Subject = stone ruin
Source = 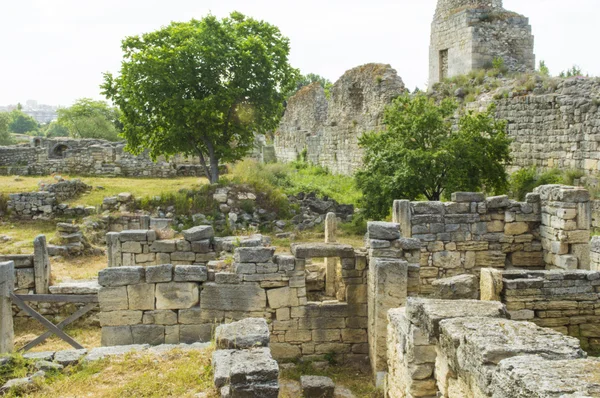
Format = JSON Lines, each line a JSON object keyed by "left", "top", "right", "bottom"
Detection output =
{"left": 429, "top": 0, "right": 535, "bottom": 85}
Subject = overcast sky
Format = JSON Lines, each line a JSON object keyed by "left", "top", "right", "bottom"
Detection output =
{"left": 1, "top": 0, "right": 597, "bottom": 107}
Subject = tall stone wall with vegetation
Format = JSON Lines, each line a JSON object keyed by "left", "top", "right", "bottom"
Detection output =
{"left": 274, "top": 63, "right": 406, "bottom": 175}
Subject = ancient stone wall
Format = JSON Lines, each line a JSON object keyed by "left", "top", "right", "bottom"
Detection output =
{"left": 429, "top": 0, "right": 534, "bottom": 85}
{"left": 0, "top": 138, "right": 207, "bottom": 177}
{"left": 591, "top": 236, "right": 600, "bottom": 271}
{"left": 274, "top": 64, "right": 406, "bottom": 175}
{"left": 386, "top": 298, "right": 600, "bottom": 398}
{"left": 482, "top": 268, "right": 600, "bottom": 353}
{"left": 7, "top": 192, "right": 94, "bottom": 219}
{"left": 98, "top": 243, "right": 369, "bottom": 363}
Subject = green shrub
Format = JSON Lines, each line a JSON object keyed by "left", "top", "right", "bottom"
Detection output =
{"left": 563, "top": 169, "right": 585, "bottom": 186}
{"left": 509, "top": 167, "right": 563, "bottom": 201}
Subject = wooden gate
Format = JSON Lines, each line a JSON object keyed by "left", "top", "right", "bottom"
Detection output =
{"left": 11, "top": 293, "right": 98, "bottom": 352}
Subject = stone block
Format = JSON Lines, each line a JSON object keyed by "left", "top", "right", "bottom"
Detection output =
{"left": 173, "top": 265, "right": 208, "bottom": 282}
{"left": 145, "top": 264, "right": 173, "bottom": 283}
{"left": 150, "top": 239, "right": 177, "bottom": 253}
{"left": 155, "top": 282, "right": 199, "bottom": 309}
{"left": 431, "top": 274, "right": 478, "bottom": 299}
{"left": 367, "top": 221, "right": 400, "bottom": 240}
{"left": 432, "top": 251, "right": 461, "bottom": 269}
{"left": 451, "top": 192, "right": 485, "bottom": 203}
{"left": 505, "top": 222, "right": 529, "bottom": 235}
{"left": 170, "top": 252, "right": 196, "bottom": 262}
{"left": 301, "top": 376, "right": 334, "bottom": 398}
{"left": 142, "top": 310, "right": 177, "bottom": 325}
{"left": 119, "top": 230, "right": 149, "bottom": 242}
{"left": 292, "top": 243, "right": 355, "bottom": 259}
{"left": 121, "top": 241, "right": 142, "bottom": 254}
{"left": 127, "top": 283, "right": 155, "bottom": 310}
{"left": 191, "top": 240, "right": 211, "bottom": 253}
{"left": 480, "top": 268, "right": 503, "bottom": 301}
{"left": 234, "top": 247, "right": 276, "bottom": 263}
{"left": 98, "top": 266, "right": 144, "bottom": 287}
{"left": 180, "top": 324, "right": 213, "bottom": 344}
{"left": 215, "top": 318, "right": 270, "bottom": 349}
{"left": 182, "top": 225, "right": 214, "bottom": 241}
{"left": 101, "top": 326, "right": 133, "bottom": 346}
{"left": 99, "top": 310, "right": 143, "bottom": 326}
{"left": 201, "top": 283, "right": 266, "bottom": 312}
{"left": 131, "top": 325, "right": 165, "bottom": 345}
{"left": 486, "top": 195, "right": 510, "bottom": 209}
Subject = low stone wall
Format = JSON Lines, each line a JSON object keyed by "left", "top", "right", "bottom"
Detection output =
{"left": 98, "top": 244, "right": 369, "bottom": 363}
{"left": 7, "top": 192, "right": 94, "bottom": 219}
{"left": 481, "top": 268, "right": 600, "bottom": 353}
{"left": 386, "top": 298, "right": 600, "bottom": 397}
{"left": 591, "top": 236, "right": 600, "bottom": 271}
{"left": 40, "top": 179, "right": 91, "bottom": 202}
{"left": 0, "top": 236, "right": 49, "bottom": 295}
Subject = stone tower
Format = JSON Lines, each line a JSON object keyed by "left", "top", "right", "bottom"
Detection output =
{"left": 429, "top": 0, "right": 535, "bottom": 86}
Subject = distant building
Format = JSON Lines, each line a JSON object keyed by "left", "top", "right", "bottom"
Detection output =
{"left": 0, "top": 100, "right": 58, "bottom": 124}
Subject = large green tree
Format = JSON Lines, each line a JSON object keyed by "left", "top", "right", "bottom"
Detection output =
{"left": 8, "top": 110, "right": 38, "bottom": 134}
{"left": 285, "top": 73, "right": 333, "bottom": 98}
{"left": 356, "top": 94, "right": 512, "bottom": 219}
{"left": 57, "top": 98, "right": 122, "bottom": 141}
{"left": 102, "top": 12, "right": 298, "bottom": 183}
{"left": 0, "top": 113, "right": 14, "bottom": 145}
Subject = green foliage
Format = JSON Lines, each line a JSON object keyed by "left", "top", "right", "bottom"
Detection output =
{"left": 538, "top": 60, "right": 550, "bottom": 77}
{"left": 8, "top": 110, "right": 38, "bottom": 134}
{"left": 356, "top": 94, "right": 511, "bottom": 219}
{"left": 102, "top": 12, "right": 298, "bottom": 184}
{"left": 563, "top": 169, "right": 585, "bottom": 186}
{"left": 492, "top": 57, "right": 505, "bottom": 71}
{"left": 43, "top": 121, "right": 70, "bottom": 138}
{"left": 57, "top": 98, "right": 121, "bottom": 141}
{"left": 338, "top": 211, "right": 368, "bottom": 235}
{"left": 285, "top": 73, "right": 333, "bottom": 99}
{"left": 0, "top": 113, "right": 14, "bottom": 145}
{"left": 508, "top": 167, "right": 563, "bottom": 201}
{"left": 560, "top": 65, "right": 584, "bottom": 78}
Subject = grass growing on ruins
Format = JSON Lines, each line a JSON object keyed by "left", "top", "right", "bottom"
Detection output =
{"left": 280, "top": 361, "right": 382, "bottom": 398}
{"left": 0, "top": 220, "right": 57, "bottom": 254}
{"left": 14, "top": 318, "right": 101, "bottom": 353}
{"left": 0, "top": 175, "right": 208, "bottom": 208}
{"left": 51, "top": 255, "right": 106, "bottom": 283}
{"left": 8, "top": 349, "right": 218, "bottom": 398}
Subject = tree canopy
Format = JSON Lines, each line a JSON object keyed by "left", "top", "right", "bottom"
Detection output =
{"left": 8, "top": 110, "right": 38, "bottom": 135}
{"left": 285, "top": 73, "right": 333, "bottom": 98}
{"left": 57, "top": 98, "right": 122, "bottom": 141}
{"left": 355, "top": 94, "right": 512, "bottom": 219}
{"left": 102, "top": 12, "right": 298, "bottom": 183}
{"left": 0, "top": 113, "right": 14, "bottom": 145}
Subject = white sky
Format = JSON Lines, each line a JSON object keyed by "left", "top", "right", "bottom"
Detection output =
{"left": 0, "top": 0, "right": 598, "bottom": 106}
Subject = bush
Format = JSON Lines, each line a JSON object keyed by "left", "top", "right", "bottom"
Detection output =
{"left": 509, "top": 167, "right": 563, "bottom": 201}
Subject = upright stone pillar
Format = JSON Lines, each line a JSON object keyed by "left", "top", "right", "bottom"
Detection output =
{"left": 140, "top": 215, "right": 151, "bottom": 230}
{"left": 33, "top": 235, "right": 50, "bottom": 294}
{"left": 368, "top": 258, "right": 408, "bottom": 378}
{"left": 0, "top": 261, "right": 14, "bottom": 353}
{"left": 392, "top": 200, "right": 412, "bottom": 238}
{"left": 324, "top": 212, "right": 337, "bottom": 297}
{"left": 106, "top": 232, "right": 122, "bottom": 267}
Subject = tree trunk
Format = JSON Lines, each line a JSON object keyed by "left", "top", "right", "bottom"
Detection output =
{"left": 209, "top": 153, "right": 219, "bottom": 184}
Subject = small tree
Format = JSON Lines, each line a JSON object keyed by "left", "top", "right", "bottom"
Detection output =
{"left": 538, "top": 60, "right": 550, "bottom": 77}
{"left": 0, "top": 113, "right": 14, "bottom": 145}
{"left": 356, "top": 94, "right": 512, "bottom": 219}
{"left": 57, "top": 98, "right": 122, "bottom": 141}
{"left": 102, "top": 12, "right": 297, "bottom": 183}
{"left": 8, "top": 110, "right": 38, "bottom": 134}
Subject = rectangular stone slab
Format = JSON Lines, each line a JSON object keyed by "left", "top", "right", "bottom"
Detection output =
{"left": 291, "top": 243, "right": 355, "bottom": 259}
{"left": 200, "top": 283, "right": 266, "bottom": 312}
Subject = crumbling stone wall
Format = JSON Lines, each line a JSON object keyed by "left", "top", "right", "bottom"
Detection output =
{"left": 0, "top": 138, "right": 207, "bottom": 177}
{"left": 429, "top": 0, "right": 534, "bottom": 85}
{"left": 274, "top": 64, "right": 406, "bottom": 175}
{"left": 481, "top": 268, "right": 600, "bottom": 353}
{"left": 386, "top": 298, "right": 600, "bottom": 398}
{"left": 7, "top": 192, "right": 94, "bottom": 219}
{"left": 98, "top": 243, "right": 369, "bottom": 363}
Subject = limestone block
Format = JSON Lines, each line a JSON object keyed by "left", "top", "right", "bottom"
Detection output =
{"left": 191, "top": 240, "right": 211, "bottom": 253}
{"left": 101, "top": 326, "right": 133, "bottom": 346}
{"left": 486, "top": 195, "right": 510, "bottom": 209}
{"left": 451, "top": 192, "right": 485, "bottom": 203}
{"left": 121, "top": 241, "right": 142, "bottom": 254}
{"left": 98, "top": 266, "right": 144, "bottom": 287}
{"left": 180, "top": 324, "right": 213, "bottom": 343}
{"left": 142, "top": 310, "right": 177, "bottom": 325}
{"left": 145, "top": 264, "right": 173, "bottom": 283}
{"left": 234, "top": 247, "right": 276, "bottom": 263}
{"left": 150, "top": 239, "right": 177, "bottom": 253}
{"left": 15, "top": 268, "right": 34, "bottom": 289}
{"left": 119, "top": 230, "right": 149, "bottom": 242}
{"left": 475, "top": 251, "right": 506, "bottom": 268}
{"left": 155, "top": 282, "right": 199, "bottom": 309}
{"left": 173, "top": 265, "right": 207, "bottom": 282}
{"left": 432, "top": 251, "right": 461, "bottom": 269}
{"left": 165, "top": 325, "right": 179, "bottom": 344}
{"left": 170, "top": 252, "right": 195, "bottom": 262}
{"left": 480, "top": 268, "right": 503, "bottom": 301}
{"left": 131, "top": 325, "right": 165, "bottom": 345}
{"left": 511, "top": 251, "right": 544, "bottom": 267}
{"left": 182, "top": 225, "right": 214, "bottom": 241}
{"left": 229, "top": 348, "right": 279, "bottom": 397}
{"left": 215, "top": 318, "right": 270, "bottom": 349}
{"left": 266, "top": 287, "right": 298, "bottom": 309}
{"left": 98, "top": 286, "right": 128, "bottom": 311}
{"left": 431, "top": 275, "right": 478, "bottom": 300}
{"left": 201, "top": 283, "right": 266, "bottom": 312}
{"left": 301, "top": 376, "right": 334, "bottom": 398}
{"left": 99, "top": 310, "right": 143, "bottom": 326}
{"left": 127, "top": 283, "right": 155, "bottom": 310}
{"left": 367, "top": 221, "right": 400, "bottom": 240}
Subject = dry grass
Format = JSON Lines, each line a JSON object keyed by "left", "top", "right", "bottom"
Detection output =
{"left": 0, "top": 221, "right": 57, "bottom": 254}
{"left": 14, "top": 318, "right": 101, "bottom": 353}
{"left": 51, "top": 255, "right": 107, "bottom": 283}
{"left": 11, "top": 349, "right": 218, "bottom": 398}
{"left": 272, "top": 228, "right": 365, "bottom": 254}
{"left": 0, "top": 175, "right": 208, "bottom": 208}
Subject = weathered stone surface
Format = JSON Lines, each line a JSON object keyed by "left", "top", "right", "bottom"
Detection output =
{"left": 229, "top": 348, "right": 279, "bottom": 396}
{"left": 143, "top": 310, "right": 177, "bottom": 325}
{"left": 182, "top": 226, "right": 214, "bottom": 241}
{"left": 367, "top": 222, "right": 400, "bottom": 240}
{"left": 155, "top": 282, "right": 199, "bottom": 310}
{"left": 98, "top": 286, "right": 128, "bottom": 311}
{"left": 234, "top": 247, "right": 275, "bottom": 263}
{"left": 431, "top": 274, "right": 478, "bottom": 300}
{"left": 292, "top": 243, "right": 355, "bottom": 259}
{"left": 98, "top": 266, "right": 144, "bottom": 287}
{"left": 215, "top": 318, "right": 270, "bottom": 349}
{"left": 301, "top": 375, "right": 335, "bottom": 398}
{"left": 86, "top": 344, "right": 149, "bottom": 361}
{"left": 200, "top": 283, "right": 266, "bottom": 312}
{"left": 54, "top": 349, "right": 87, "bottom": 366}
{"left": 451, "top": 192, "right": 485, "bottom": 203}
{"left": 486, "top": 195, "right": 510, "bottom": 209}
{"left": 180, "top": 324, "right": 213, "bottom": 344}
{"left": 480, "top": 268, "right": 503, "bottom": 301}
{"left": 173, "top": 265, "right": 207, "bottom": 282}
{"left": 119, "top": 230, "right": 150, "bottom": 242}
{"left": 99, "top": 310, "right": 143, "bottom": 326}
{"left": 127, "top": 283, "right": 155, "bottom": 310}
{"left": 145, "top": 264, "right": 173, "bottom": 283}
{"left": 100, "top": 326, "right": 134, "bottom": 346}
{"left": 491, "top": 355, "right": 600, "bottom": 397}
{"left": 266, "top": 286, "right": 297, "bottom": 309}
{"left": 132, "top": 325, "right": 165, "bottom": 345}
{"left": 150, "top": 239, "right": 177, "bottom": 253}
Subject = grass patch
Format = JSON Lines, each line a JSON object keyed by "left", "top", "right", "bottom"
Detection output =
{"left": 280, "top": 361, "right": 381, "bottom": 398}
{"left": 508, "top": 167, "right": 578, "bottom": 201}
{"left": 0, "top": 176, "right": 208, "bottom": 208}
{"left": 14, "top": 318, "right": 101, "bottom": 353}
{"left": 12, "top": 349, "right": 217, "bottom": 398}
{"left": 0, "top": 221, "right": 57, "bottom": 254}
